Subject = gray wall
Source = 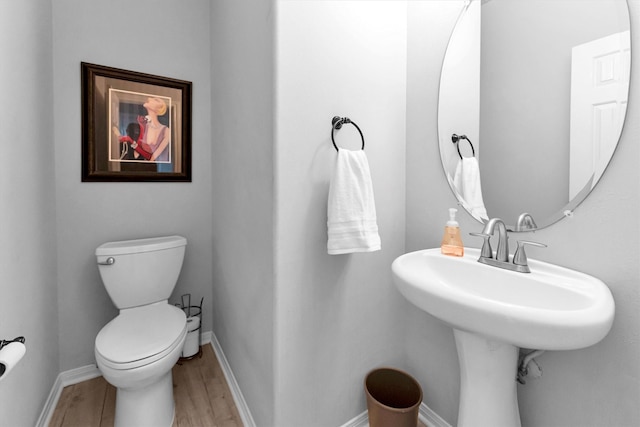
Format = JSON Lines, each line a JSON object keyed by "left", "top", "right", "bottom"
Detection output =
{"left": 210, "top": 0, "right": 276, "bottom": 425}
{"left": 406, "top": 1, "right": 640, "bottom": 426}
{"left": 0, "top": 1, "right": 59, "bottom": 425}
{"left": 274, "top": 2, "right": 408, "bottom": 425}
{"left": 52, "top": 0, "right": 214, "bottom": 372}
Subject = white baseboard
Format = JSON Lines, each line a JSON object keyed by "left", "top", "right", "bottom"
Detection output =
{"left": 340, "top": 402, "right": 452, "bottom": 427}
{"left": 200, "top": 329, "right": 213, "bottom": 345}
{"left": 419, "top": 403, "right": 452, "bottom": 427}
{"left": 36, "top": 374, "right": 63, "bottom": 427}
{"left": 36, "top": 364, "right": 102, "bottom": 427}
{"left": 208, "top": 333, "right": 257, "bottom": 427}
{"left": 341, "top": 410, "right": 369, "bottom": 427}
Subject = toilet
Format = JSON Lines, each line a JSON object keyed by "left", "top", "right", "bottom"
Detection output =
{"left": 94, "top": 235, "right": 188, "bottom": 427}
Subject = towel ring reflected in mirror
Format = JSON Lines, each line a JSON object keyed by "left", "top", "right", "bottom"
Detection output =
{"left": 331, "top": 116, "right": 365, "bottom": 152}
{"left": 451, "top": 134, "right": 475, "bottom": 159}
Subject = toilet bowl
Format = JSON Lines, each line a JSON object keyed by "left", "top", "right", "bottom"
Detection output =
{"left": 94, "top": 236, "right": 188, "bottom": 427}
{"left": 96, "top": 303, "right": 187, "bottom": 426}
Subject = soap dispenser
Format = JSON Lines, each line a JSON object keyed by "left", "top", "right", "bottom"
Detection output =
{"left": 441, "top": 208, "right": 464, "bottom": 257}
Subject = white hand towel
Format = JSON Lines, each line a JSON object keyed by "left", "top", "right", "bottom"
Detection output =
{"left": 453, "top": 157, "right": 489, "bottom": 220}
{"left": 327, "top": 149, "right": 381, "bottom": 255}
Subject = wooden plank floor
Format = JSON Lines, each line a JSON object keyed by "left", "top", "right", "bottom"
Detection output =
{"left": 50, "top": 343, "right": 429, "bottom": 427}
{"left": 49, "top": 345, "right": 243, "bottom": 427}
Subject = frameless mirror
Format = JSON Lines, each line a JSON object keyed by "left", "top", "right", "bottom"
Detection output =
{"left": 438, "top": 0, "right": 631, "bottom": 230}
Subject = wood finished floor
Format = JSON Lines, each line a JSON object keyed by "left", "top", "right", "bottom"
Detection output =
{"left": 50, "top": 343, "right": 428, "bottom": 427}
{"left": 49, "top": 345, "right": 243, "bottom": 427}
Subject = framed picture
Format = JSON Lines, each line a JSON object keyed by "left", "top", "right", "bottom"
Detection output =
{"left": 81, "top": 62, "right": 192, "bottom": 182}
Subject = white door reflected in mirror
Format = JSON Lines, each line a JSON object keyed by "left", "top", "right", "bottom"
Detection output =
{"left": 570, "top": 31, "right": 630, "bottom": 199}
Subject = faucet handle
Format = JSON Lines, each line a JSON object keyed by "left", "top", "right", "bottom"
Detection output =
{"left": 469, "top": 232, "right": 493, "bottom": 259}
{"left": 513, "top": 240, "right": 547, "bottom": 266}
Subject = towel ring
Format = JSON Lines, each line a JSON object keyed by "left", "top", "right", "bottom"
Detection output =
{"left": 331, "top": 116, "right": 365, "bottom": 152}
{"left": 451, "top": 134, "right": 475, "bottom": 159}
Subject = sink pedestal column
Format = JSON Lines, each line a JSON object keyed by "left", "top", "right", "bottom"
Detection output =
{"left": 454, "top": 329, "right": 521, "bottom": 427}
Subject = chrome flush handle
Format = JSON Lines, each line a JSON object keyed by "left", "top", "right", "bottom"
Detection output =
{"left": 97, "top": 257, "right": 115, "bottom": 266}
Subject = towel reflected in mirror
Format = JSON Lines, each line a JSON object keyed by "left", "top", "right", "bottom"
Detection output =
{"left": 453, "top": 157, "right": 489, "bottom": 221}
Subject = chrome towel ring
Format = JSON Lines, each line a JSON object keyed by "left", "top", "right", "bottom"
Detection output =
{"left": 331, "top": 116, "right": 365, "bottom": 152}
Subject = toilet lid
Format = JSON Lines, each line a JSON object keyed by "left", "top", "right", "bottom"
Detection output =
{"left": 95, "top": 303, "right": 186, "bottom": 366}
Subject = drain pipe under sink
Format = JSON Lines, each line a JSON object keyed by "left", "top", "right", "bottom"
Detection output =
{"left": 517, "top": 349, "right": 545, "bottom": 384}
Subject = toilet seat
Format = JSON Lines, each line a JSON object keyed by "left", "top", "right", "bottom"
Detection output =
{"left": 96, "top": 303, "right": 186, "bottom": 370}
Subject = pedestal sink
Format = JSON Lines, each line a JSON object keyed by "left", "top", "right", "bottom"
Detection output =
{"left": 392, "top": 248, "right": 615, "bottom": 427}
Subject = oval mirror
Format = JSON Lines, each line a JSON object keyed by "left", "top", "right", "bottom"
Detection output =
{"left": 438, "top": 0, "right": 631, "bottom": 231}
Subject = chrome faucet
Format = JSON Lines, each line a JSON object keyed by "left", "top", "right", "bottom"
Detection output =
{"left": 470, "top": 218, "right": 546, "bottom": 273}
{"left": 484, "top": 218, "right": 509, "bottom": 261}
{"left": 515, "top": 213, "right": 537, "bottom": 231}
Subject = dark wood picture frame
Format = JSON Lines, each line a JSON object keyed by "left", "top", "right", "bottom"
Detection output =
{"left": 81, "top": 62, "right": 192, "bottom": 182}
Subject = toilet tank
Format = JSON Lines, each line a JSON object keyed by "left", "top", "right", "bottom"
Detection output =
{"left": 95, "top": 236, "right": 187, "bottom": 309}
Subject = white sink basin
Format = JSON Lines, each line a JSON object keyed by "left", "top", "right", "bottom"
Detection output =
{"left": 392, "top": 247, "right": 614, "bottom": 350}
{"left": 392, "top": 247, "right": 615, "bottom": 426}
